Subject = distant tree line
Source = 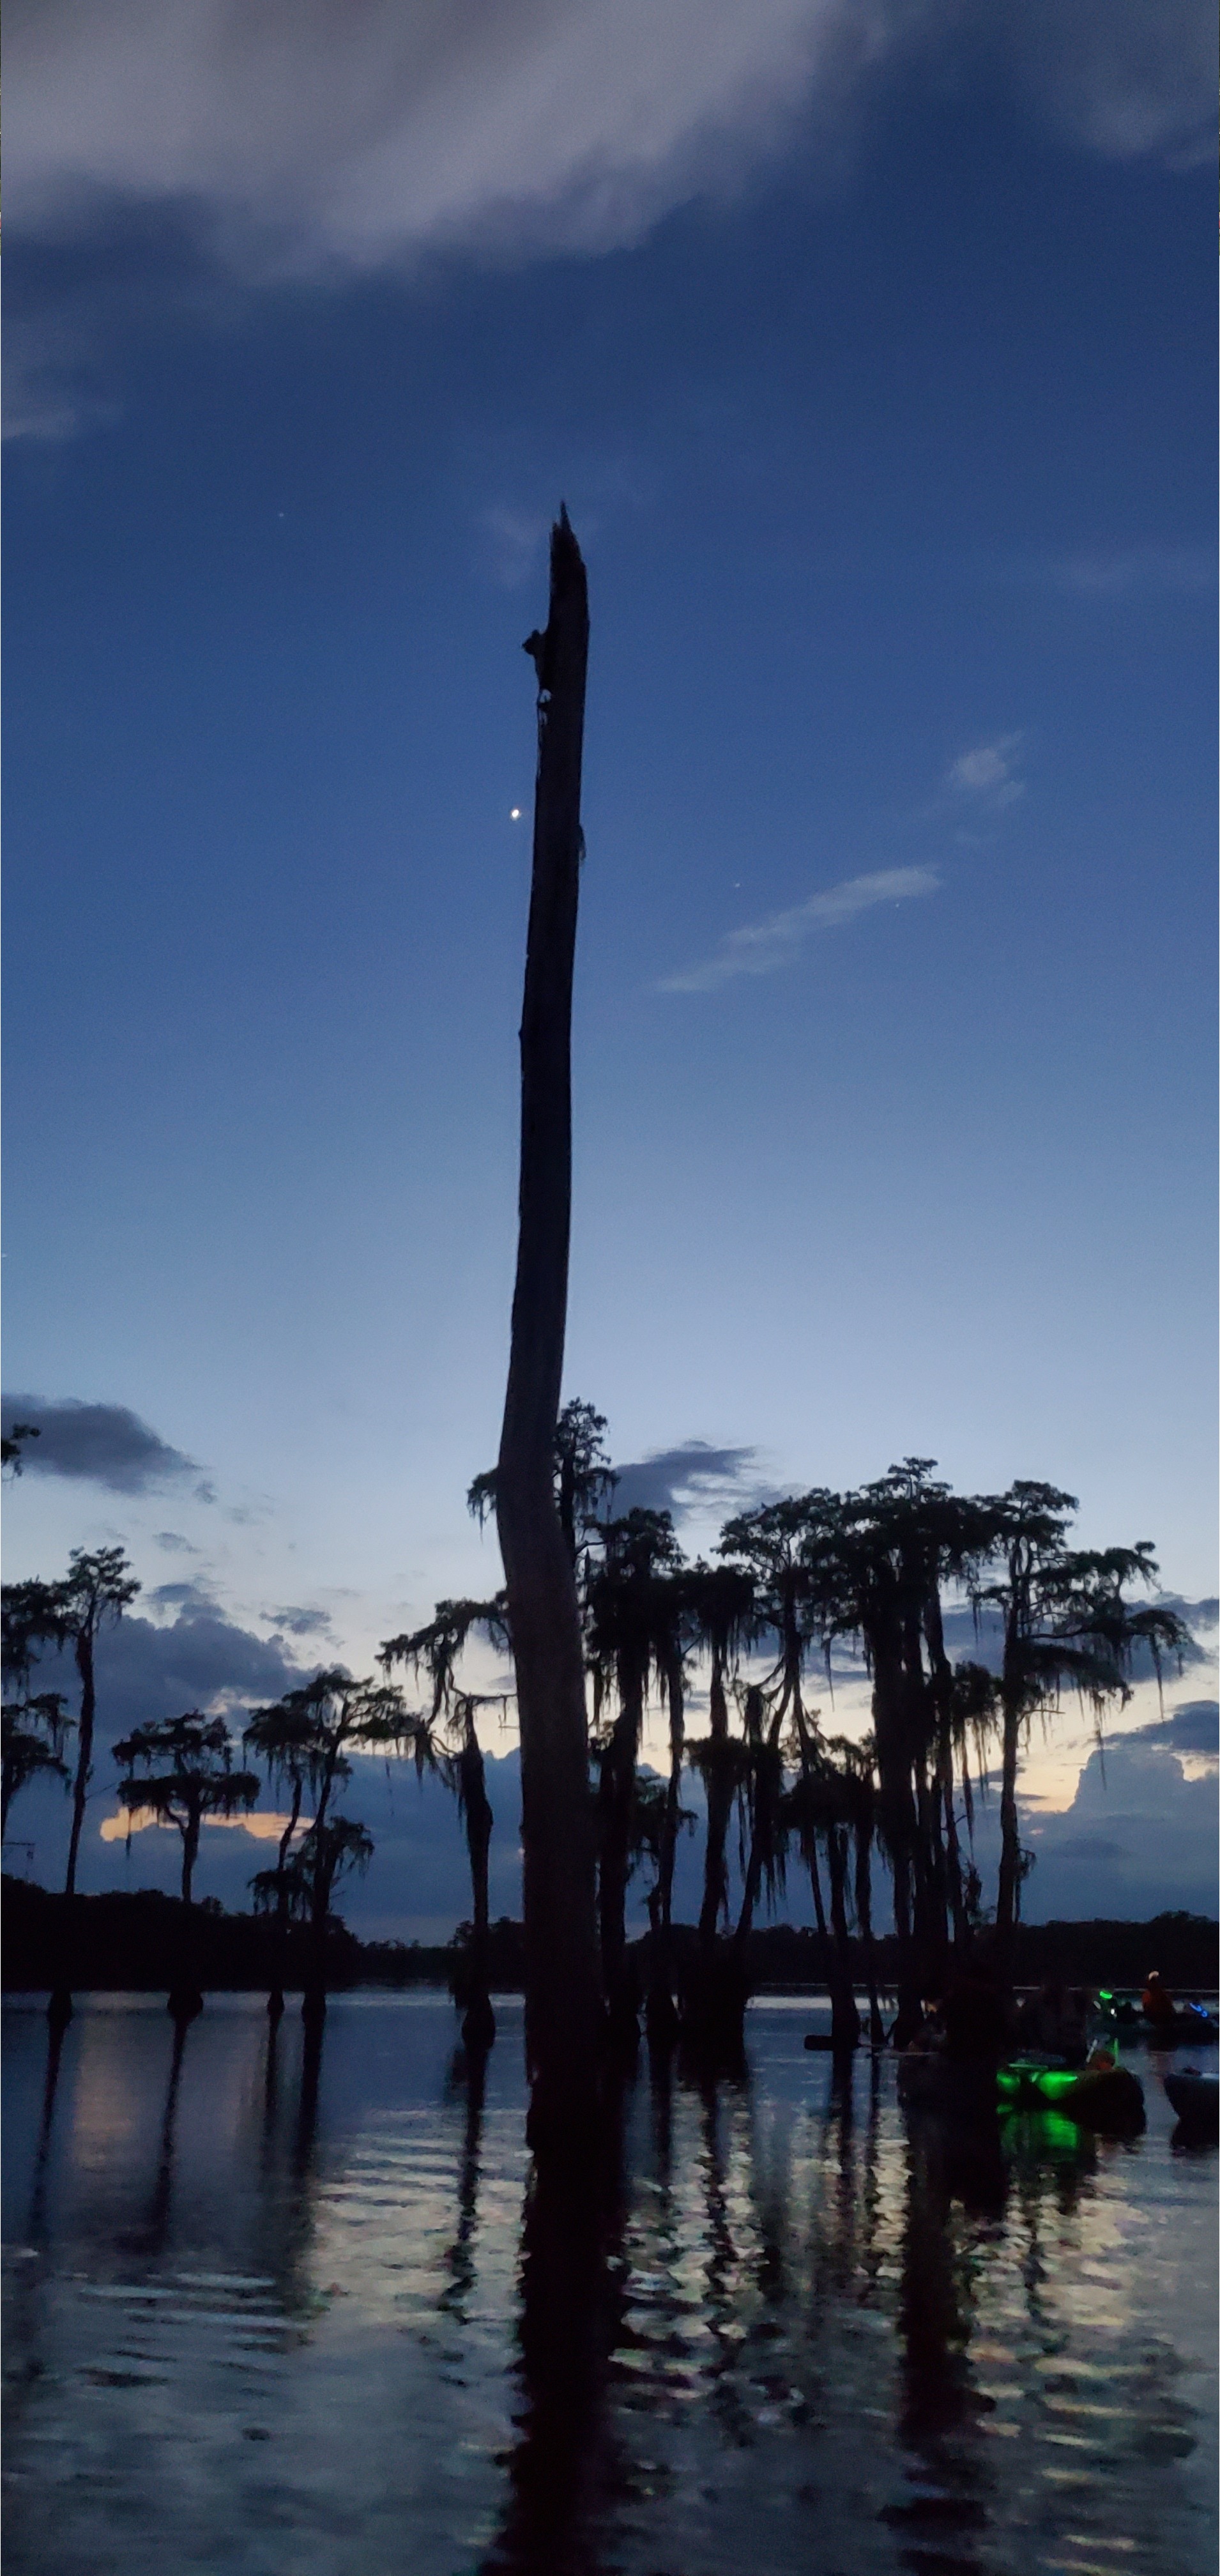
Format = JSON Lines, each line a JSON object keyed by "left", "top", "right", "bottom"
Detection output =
{"left": 4, "top": 1879, "right": 1214, "bottom": 2000}
{"left": 1, "top": 1399, "right": 1193, "bottom": 2043}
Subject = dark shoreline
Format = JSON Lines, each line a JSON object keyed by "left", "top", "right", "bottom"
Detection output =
{"left": 4, "top": 1875, "right": 1216, "bottom": 1997}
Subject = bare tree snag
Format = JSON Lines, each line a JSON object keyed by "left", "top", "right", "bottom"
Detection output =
{"left": 496, "top": 509, "right": 600, "bottom": 2140}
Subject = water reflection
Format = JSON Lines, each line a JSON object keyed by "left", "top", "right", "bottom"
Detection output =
{"left": 487, "top": 2081, "right": 630, "bottom": 2575}
{"left": 440, "top": 2042, "right": 487, "bottom": 2325}
{"left": 2, "top": 1997, "right": 1215, "bottom": 2576}
{"left": 134, "top": 2015, "right": 190, "bottom": 2255}
{"left": 27, "top": 2018, "right": 68, "bottom": 2248}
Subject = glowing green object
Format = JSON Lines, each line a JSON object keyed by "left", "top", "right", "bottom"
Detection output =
{"left": 1033, "top": 2069, "right": 1081, "bottom": 2101}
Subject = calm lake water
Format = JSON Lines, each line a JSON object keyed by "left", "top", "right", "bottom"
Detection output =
{"left": 3, "top": 1991, "right": 1216, "bottom": 2576}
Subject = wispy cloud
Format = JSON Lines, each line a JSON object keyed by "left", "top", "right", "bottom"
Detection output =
{"left": 947, "top": 733, "right": 1025, "bottom": 806}
{"left": 1048, "top": 544, "right": 1214, "bottom": 599}
{"left": 262, "top": 1604, "right": 336, "bottom": 1639}
{"left": 479, "top": 504, "right": 549, "bottom": 588}
{"left": 659, "top": 864, "right": 939, "bottom": 995}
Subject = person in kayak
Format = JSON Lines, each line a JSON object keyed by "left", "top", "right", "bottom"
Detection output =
{"left": 1014, "top": 1978, "right": 1090, "bottom": 2064}
{"left": 940, "top": 1965, "right": 1012, "bottom": 2064}
{"left": 1141, "top": 1971, "right": 1178, "bottom": 2028}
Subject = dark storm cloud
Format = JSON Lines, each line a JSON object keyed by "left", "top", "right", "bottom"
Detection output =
{"left": 609, "top": 1441, "right": 766, "bottom": 1523}
{"left": 1, "top": 1395, "right": 204, "bottom": 1495}
{"left": 1127, "top": 1699, "right": 1219, "bottom": 1758}
{"left": 938, "top": 1594, "right": 1217, "bottom": 1680}
{"left": 24, "top": 1604, "right": 316, "bottom": 1756}
{"left": 148, "top": 1580, "right": 217, "bottom": 1613}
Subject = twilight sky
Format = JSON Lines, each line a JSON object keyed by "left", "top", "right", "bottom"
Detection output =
{"left": 3, "top": 2, "right": 1216, "bottom": 1916}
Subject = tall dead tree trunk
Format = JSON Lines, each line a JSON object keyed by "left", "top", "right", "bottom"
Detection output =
{"left": 454, "top": 1713, "right": 496, "bottom": 2051}
{"left": 496, "top": 510, "right": 601, "bottom": 2145}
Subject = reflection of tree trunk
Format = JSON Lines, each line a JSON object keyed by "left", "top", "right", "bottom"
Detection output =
{"left": 897, "top": 2126, "right": 964, "bottom": 2448}
{"left": 296, "top": 2018, "right": 324, "bottom": 2174}
{"left": 261, "top": 2020, "right": 281, "bottom": 2161}
{"left": 697, "top": 2076, "right": 756, "bottom": 2450}
{"left": 898, "top": 2114, "right": 1003, "bottom": 2494}
{"left": 27, "top": 2021, "right": 69, "bottom": 2246}
{"left": 491, "top": 2078, "right": 628, "bottom": 2573}
{"left": 495, "top": 512, "right": 600, "bottom": 2149}
{"left": 144, "top": 2020, "right": 190, "bottom": 2255}
{"left": 443, "top": 2046, "right": 487, "bottom": 2319}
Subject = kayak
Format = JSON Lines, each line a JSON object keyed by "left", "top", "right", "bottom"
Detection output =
{"left": 1095, "top": 1993, "right": 1141, "bottom": 2028}
{"left": 997, "top": 2060, "right": 1145, "bottom": 2131}
{"left": 900, "top": 2051, "right": 1145, "bottom": 2131}
{"left": 1164, "top": 2069, "right": 1219, "bottom": 2137}
{"left": 1141, "top": 2009, "right": 1218, "bottom": 2046}
{"left": 1033, "top": 2065, "right": 1144, "bottom": 2131}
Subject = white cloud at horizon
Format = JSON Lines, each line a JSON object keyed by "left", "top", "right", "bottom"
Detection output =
{"left": 658, "top": 862, "right": 939, "bottom": 994}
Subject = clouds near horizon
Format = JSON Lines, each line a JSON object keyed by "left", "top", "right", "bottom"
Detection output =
{"left": 22, "top": 1600, "right": 316, "bottom": 1761}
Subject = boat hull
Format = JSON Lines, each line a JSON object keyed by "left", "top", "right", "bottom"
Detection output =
{"left": 1163, "top": 2071, "right": 1219, "bottom": 2137}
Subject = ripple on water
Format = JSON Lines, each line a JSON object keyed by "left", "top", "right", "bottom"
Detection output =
{"left": 1, "top": 1997, "right": 1216, "bottom": 2576}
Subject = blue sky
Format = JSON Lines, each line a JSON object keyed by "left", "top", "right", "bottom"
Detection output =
{"left": 3, "top": 1, "right": 1215, "bottom": 1918}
